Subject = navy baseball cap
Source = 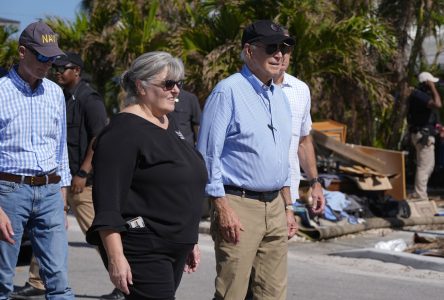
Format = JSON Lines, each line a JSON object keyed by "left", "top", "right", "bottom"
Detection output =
{"left": 241, "top": 20, "right": 295, "bottom": 47}
{"left": 53, "top": 52, "right": 84, "bottom": 68}
{"left": 19, "top": 21, "right": 64, "bottom": 57}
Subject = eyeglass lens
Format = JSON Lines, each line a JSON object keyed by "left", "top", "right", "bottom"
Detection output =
{"left": 53, "top": 66, "right": 75, "bottom": 73}
{"left": 28, "top": 47, "right": 57, "bottom": 63}
{"left": 265, "top": 43, "right": 293, "bottom": 55}
{"left": 164, "top": 80, "right": 184, "bottom": 90}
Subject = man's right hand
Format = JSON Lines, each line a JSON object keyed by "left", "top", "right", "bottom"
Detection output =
{"left": 212, "top": 197, "right": 244, "bottom": 244}
{"left": 0, "top": 207, "right": 15, "bottom": 244}
{"left": 71, "top": 175, "right": 87, "bottom": 194}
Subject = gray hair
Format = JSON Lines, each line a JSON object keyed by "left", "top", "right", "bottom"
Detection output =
{"left": 240, "top": 44, "right": 257, "bottom": 63}
{"left": 120, "top": 51, "right": 184, "bottom": 107}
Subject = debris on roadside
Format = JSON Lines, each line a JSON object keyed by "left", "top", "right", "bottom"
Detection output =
{"left": 404, "top": 233, "right": 444, "bottom": 258}
{"left": 294, "top": 120, "right": 444, "bottom": 241}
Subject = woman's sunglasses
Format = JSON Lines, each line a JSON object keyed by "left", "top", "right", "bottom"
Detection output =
{"left": 27, "top": 47, "right": 57, "bottom": 63}
{"left": 254, "top": 43, "right": 294, "bottom": 55}
{"left": 152, "top": 79, "right": 184, "bottom": 91}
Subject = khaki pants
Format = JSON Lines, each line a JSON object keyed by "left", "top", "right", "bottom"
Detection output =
{"left": 211, "top": 193, "right": 288, "bottom": 300}
{"left": 411, "top": 132, "right": 435, "bottom": 200}
{"left": 29, "top": 187, "right": 95, "bottom": 289}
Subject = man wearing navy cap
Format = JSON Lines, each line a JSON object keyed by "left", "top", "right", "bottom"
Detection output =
{"left": 11, "top": 52, "right": 115, "bottom": 299}
{"left": 0, "top": 21, "right": 75, "bottom": 299}
{"left": 197, "top": 20, "right": 297, "bottom": 300}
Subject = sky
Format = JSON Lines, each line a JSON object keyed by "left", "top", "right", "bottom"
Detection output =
{"left": 0, "top": 0, "right": 82, "bottom": 34}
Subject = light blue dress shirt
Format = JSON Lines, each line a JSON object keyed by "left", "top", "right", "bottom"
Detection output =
{"left": 0, "top": 66, "right": 71, "bottom": 186}
{"left": 197, "top": 65, "right": 292, "bottom": 197}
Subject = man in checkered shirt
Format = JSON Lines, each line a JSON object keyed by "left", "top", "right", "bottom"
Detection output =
{"left": 274, "top": 30, "right": 325, "bottom": 216}
{"left": 0, "top": 21, "right": 74, "bottom": 299}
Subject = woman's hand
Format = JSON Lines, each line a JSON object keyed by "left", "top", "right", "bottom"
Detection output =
{"left": 108, "top": 254, "right": 133, "bottom": 295}
{"left": 184, "top": 244, "right": 201, "bottom": 273}
{"left": 100, "top": 230, "right": 133, "bottom": 295}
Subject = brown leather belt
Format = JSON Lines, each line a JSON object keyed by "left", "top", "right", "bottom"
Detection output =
{"left": 0, "top": 172, "right": 61, "bottom": 186}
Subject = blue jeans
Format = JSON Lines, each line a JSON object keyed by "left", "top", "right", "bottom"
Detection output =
{"left": 0, "top": 180, "right": 74, "bottom": 300}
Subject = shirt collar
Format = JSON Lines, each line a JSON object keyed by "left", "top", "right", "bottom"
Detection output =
{"left": 10, "top": 65, "right": 44, "bottom": 95}
{"left": 241, "top": 65, "right": 275, "bottom": 94}
{"left": 280, "top": 73, "right": 292, "bottom": 88}
{"left": 67, "top": 80, "right": 83, "bottom": 95}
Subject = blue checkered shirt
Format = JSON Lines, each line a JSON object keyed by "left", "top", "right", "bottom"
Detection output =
{"left": 0, "top": 66, "right": 71, "bottom": 186}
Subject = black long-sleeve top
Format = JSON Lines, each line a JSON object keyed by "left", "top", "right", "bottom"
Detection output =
{"left": 86, "top": 113, "right": 207, "bottom": 245}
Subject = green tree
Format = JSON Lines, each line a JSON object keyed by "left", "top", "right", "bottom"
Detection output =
{"left": 47, "top": 0, "right": 169, "bottom": 113}
{"left": 2, "top": 0, "right": 441, "bottom": 149}
{"left": 0, "top": 25, "right": 19, "bottom": 69}
{"left": 378, "top": 0, "right": 444, "bottom": 149}
{"left": 277, "top": 0, "right": 396, "bottom": 145}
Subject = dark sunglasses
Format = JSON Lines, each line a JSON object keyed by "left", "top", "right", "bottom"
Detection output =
{"left": 27, "top": 47, "right": 57, "bottom": 63}
{"left": 53, "top": 65, "right": 76, "bottom": 73}
{"left": 152, "top": 79, "right": 184, "bottom": 90}
{"left": 255, "top": 43, "right": 293, "bottom": 55}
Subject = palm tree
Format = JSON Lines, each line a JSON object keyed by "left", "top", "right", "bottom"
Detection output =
{"left": 378, "top": 0, "right": 444, "bottom": 148}
{"left": 171, "top": 2, "right": 247, "bottom": 103}
{"left": 281, "top": 2, "right": 396, "bottom": 145}
{"left": 0, "top": 25, "right": 19, "bottom": 69}
{"left": 23, "top": 0, "right": 442, "bottom": 148}
{"left": 47, "top": 0, "right": 169, "bottom": 113}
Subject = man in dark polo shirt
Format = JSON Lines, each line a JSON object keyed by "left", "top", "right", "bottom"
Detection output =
{"left": 168, "top": 89, "right": 201, "bottom": 145}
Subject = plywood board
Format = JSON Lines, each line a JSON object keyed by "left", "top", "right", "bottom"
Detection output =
{"left": 354, "top": 145, "right": 406, "bottom": 200}
{"left": 311, "top": 130, "right": 388, "bottom": 174}
{"left": 349, "top": 175, "right": 393, "bottom": 191}
{"left": 312, "top": 120, "right": 347, "bottom": 143}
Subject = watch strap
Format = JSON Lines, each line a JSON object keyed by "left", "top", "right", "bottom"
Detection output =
{"left": 285, "top": 204, "right": 294, "bottom": 211}
{"left": 309, "top": 177, "right": 322, "bottom": 187}
{"left": 76, "top": 169, "right": 88, "bottom": 178}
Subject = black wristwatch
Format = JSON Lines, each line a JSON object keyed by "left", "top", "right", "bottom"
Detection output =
{"left": 309, "top": 177, "right": 322, "bottom": 187}
{"left": 76, "top": 169, "right": 88, "bottom": 178}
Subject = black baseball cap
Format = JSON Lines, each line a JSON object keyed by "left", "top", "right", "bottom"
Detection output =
{"left": 19, "top": 21, "right": 64, "bottom": 57}
{"left": 241, "top": 20, "right": 295, "bottom": 47}
{"left": 53, "top": 52, "right": 84, "bottom": 69}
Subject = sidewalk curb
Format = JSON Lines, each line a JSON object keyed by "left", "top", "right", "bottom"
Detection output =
{"left": 329, "top": 248, "right": 444, "bottom": 272}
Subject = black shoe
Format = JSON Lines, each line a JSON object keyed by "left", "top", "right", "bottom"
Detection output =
{"left": 10, "top": 282, "right": 45, "bottom": 299}
{"left": 100, "top": 288, "right": 125, "bottom": 300}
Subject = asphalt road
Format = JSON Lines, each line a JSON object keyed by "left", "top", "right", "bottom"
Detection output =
{"left": 13, "top": 216, "right": 444, "bottom": 300}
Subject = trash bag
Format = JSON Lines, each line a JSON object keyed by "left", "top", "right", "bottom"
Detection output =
{"left": 369, "top": 196, "right": 411, "bottom": 219}
{"left": 374, "top": 239, "right": 408, "bottom": 252}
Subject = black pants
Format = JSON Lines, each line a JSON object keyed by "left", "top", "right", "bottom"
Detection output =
{"left": 100, "top": 228, "right": 194, "bottom": 300}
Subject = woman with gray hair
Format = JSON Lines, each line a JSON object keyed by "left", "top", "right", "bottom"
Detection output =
{"left": 86, "top": 51, "right": 207, "bottom": 299}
